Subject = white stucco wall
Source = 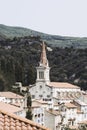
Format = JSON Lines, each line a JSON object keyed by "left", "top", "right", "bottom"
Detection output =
{"left": 52, "top": 87, "right": 80, "bottom": 97}
{"left": 65, "top": 108, "right": 77, "bottom": 126}
{"left": 32, "top": 107, "right": 44, "bottom": 125}
{"left": 29, "top": 83, "right": 52, "bottom": 100}
{"left": 14, "top": 110, "right": 26, "bottom": 118}
{"left": 44, "top": 111, "right": 55, "bottom": 130}
{"left": 0, "top": 97, "right": 6, "bottom": 102}
{"left": 44, "top": 110, "right": 61, "bottom": 130}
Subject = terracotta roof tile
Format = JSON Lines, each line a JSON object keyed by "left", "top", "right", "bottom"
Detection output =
{"left": 79, "top": 120, "right": 87, "bottom": 124}
{"left": 48, "top": 82, "right": 79, "bottom": 89}
{"left": 0, "top": 109, "right": 49, "bottom": 130}
{"left": 65, "top": 102, "right": 77, "bottom": 108}
{"left": 0, "top": 102, "right": 23, "bottom": 113}
{"left": 46, "top": 110, "right": 60, "bottom": 116}
{"left": 0, "top": 91, "right": 24, "bottom": 99}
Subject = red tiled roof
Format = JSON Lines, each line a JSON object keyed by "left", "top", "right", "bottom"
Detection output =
{"left": 79, "top": 120, "right": 87, "bottom": 124}
{"left": 65, "top": 102, "right": 77, "bottom": 108}
{"left": 0, "top": 102, "right": 22, "bottom": 113}
{"left": 0, "top": 91, "right": 24, "bottom": 99}
{"left": 46, "top": 110, "right": 60, "bottom": 116}
{"left": 47, "top": 82, "right": 79, "bottom": 89}
{"left": 0, "top": 109, "right": 49, "bottom": 130}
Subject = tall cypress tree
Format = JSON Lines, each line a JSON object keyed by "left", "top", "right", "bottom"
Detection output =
{"left": 26, "top": 109, "right": 32, "bottom": 120}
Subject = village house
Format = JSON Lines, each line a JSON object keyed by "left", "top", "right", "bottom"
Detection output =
{"left": 0, "top": 109, "right": 49, "bottom": 130}
{"left": 0, "top": 91, "right": 27, "bottom": 108}
{"left": 45, "top": 109, "right": 61, "bottom": 130}
{"left": 0, "top": 101, "right": 26, "bottom": 117}
{"left": 29, "top": 42, "right": 87, "bottom": 130}
{"left": 32, "top": 103, "right": 44, "bottom": 126}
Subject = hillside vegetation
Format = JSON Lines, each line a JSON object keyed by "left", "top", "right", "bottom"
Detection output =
{"left": 0, "top": 24, "right": 87, "bottom": 48}
{"left": 0, "top": 35, "right": 87, "bottom": 91}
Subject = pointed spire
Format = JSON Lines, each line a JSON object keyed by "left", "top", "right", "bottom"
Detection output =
{"left": 40, "top": 41, "right": 48, "bottom": 67}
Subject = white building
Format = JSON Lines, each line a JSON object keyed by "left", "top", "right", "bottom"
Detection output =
{"left": 0, "top": 101, "right": 26, "bottom": 117}
{"left": 31, "top": 100, "right": 48, "bottom": 126}
{"left": 45, "top": 109, "right": 61, "bottom": 130}
{"left": 73, "top": 99, "right": 87, "bottom": 122}
{"left": 32, "top": 104, "right": 44, "bottom": 126}
{"left": 62, "top": 103, "right": 77, "bottom": 126}
{"left": 0, "top": 91, "right": 27, "bottom": 108}
{"left": 29, "top": 42, "right": 87, "bottom": 130}
{"left": 29, "top": 42, "right": 81, "bottom": 102}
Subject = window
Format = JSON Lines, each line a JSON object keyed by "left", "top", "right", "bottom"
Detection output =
{"left": 39, "top": 71, "right": 44, "bottom": 79}
{"left": 38, "top": 119, "right": 40, "bottom": 123}
{"left": 38, "top": 114, "right": 40, "bottom": 117}
{"left": 39, "top": 95, "right": 43, "bottom": 97}
{"left": 32, "top": 95, "right": 35, "bottom": 99}
{"left": 43, "top": 98, "right": 51, "bottom": 101}
{"left": 35, "top": 115, "right": 37, "bottom": 117}
{"left": 47, "top": 95, "right": 50, "bottom": 98}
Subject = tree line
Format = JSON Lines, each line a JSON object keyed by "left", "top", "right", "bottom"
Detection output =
{"left": 0, "top": 36, "right": 87, "bottom": 91}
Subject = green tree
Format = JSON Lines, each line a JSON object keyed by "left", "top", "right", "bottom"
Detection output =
{"left": 27, "top": 93, "right": 32, "bottom": 107}
{"left": 26, "top": 65, "right": 36, "bottom": 85}
{"left": 26, "top": 109, "right": 32, "bottom": 120}
{"left": 0, "top": 75, "right": 6, "bottom": 91}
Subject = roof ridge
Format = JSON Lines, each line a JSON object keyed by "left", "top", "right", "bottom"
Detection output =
{"left": 0, "top": 109, "right": 50, "bottom": 130}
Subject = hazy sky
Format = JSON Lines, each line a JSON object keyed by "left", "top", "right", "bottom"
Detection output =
{"left": 0, "top": 0, "right": 87, "bottom": 37}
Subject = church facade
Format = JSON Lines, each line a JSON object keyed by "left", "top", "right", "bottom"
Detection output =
{"left": 29, "top": 42, "right": 81, "bottom": 102}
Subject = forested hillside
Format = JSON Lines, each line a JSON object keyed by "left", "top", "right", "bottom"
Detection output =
{"left": 0, "top": 24, "right": 87, "bottom": 48}
{"left": 0, "top": 35, "right": 87, "bottom": 91}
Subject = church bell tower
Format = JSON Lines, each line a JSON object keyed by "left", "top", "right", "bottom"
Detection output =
{"left": 36, "top": 42, "right": 50, "bottom": 84}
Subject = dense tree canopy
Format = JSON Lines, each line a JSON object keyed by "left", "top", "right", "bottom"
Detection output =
{"left": 0, "top": 36, "right": 87, "bottom": 91}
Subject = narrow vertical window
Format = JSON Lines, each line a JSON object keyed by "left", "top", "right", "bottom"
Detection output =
{"left": 39, "top": 71, "right": 44, "bottom": 79}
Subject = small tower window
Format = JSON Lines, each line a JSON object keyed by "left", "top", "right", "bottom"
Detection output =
{"left": 40, "top": 85, "right": 42, "bottom": 89}
{"left": 39, "top": 71, "right": 44, "bottom": 79}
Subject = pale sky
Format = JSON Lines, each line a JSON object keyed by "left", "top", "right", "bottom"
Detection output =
{"left": 0, "top": 0, "right": 87, "bottom": 37}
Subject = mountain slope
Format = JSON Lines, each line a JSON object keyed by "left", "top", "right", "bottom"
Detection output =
{"left": 0, "top": 24, "right": 87, "bottom": 48}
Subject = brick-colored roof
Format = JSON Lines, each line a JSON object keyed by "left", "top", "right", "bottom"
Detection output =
{"left": 46, "top": 110, "right": 60, "bottom": 116}
{"left": 32, "top": 103, "right": 41, "bottom": 108}
{"left": 32, "top": 100, "right": 47, "bottom": 108}
{"left": 0, "top": 102, "right": 23, "bottom": 113}
{"left": 10, "top": 102, "right": 21, "bottom": 107}
{"left": 0, "top": 91, "right": 24, "bottom": 99}
{"left": 79, "top": 120, "right": 87, "bottom": 124}
{"left": 65, "top": 102, "right": 77, "bottom": 108}
{"left": 0, "top": 109, "right": 49, "bottom": 130}
{"left": 48, "top": 82, "right": 79, "bottom": 89}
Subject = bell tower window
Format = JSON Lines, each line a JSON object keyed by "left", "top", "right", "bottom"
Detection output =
{"left": 39, "top": 71, "right": 44, "bottom": 79}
